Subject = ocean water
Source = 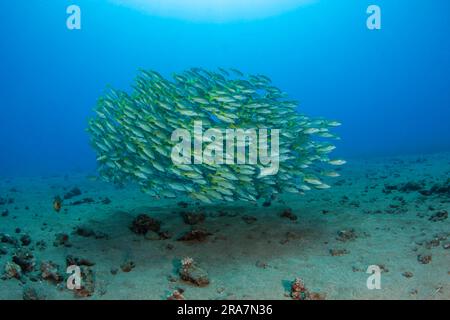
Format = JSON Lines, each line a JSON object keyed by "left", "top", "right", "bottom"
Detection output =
{"left": 0, "top": 0, "right": 449, "bottom": 300}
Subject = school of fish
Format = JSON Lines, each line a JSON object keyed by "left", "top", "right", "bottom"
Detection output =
{"left": 87, "top": 68, "right": 345, "bottom": 203}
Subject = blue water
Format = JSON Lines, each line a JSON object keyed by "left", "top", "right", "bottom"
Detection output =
{"left": 1, "top": 0, "right": 449, "bottom": 176}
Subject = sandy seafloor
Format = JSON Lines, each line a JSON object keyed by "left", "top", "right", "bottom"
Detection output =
{"left": 0, "top": 152, "right": 449, "bottom": 300}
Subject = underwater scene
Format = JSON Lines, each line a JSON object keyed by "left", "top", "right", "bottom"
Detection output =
{"left": 0, "top": 0, "right": 449, "bottom": 301}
